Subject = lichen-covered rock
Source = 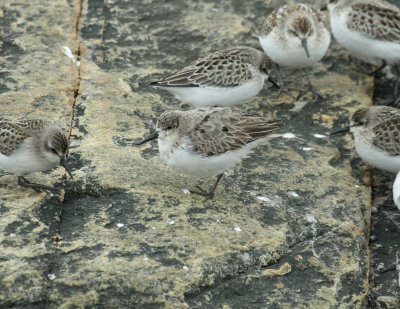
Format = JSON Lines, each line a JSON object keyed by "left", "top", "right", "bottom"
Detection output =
{"left": 1, "top": 0, "right": 397, "bottom": 308}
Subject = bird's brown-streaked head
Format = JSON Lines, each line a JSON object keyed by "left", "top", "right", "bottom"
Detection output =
{"left": 39, "top": 125, "right": 73, "bottom": 178}
{"left": 156, "top": 111, "right": 181, "bottom": 133}
{"left": 287, "top": 16, "right": 314, "bottom": 58}
{"left": 350, "top": 108, "right": 369, "bottom": 128}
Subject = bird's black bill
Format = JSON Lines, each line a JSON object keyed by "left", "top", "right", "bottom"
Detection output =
{"left": 320, "top": 4, "right": 327, "bottom": 11}
{"left": 301, "top": 39, "right": 310, "bottom": 58}
{"left": 267, "top": 76, "right": 280, "bottom": 89}
{"left": 135, "top": 131, "right": 159, "bottom": 145}
{"left": 60, "top": 157, "right": 73, "bottom": 179}
{"left": 330, "top": 126, "right": 350, "bottom": 135}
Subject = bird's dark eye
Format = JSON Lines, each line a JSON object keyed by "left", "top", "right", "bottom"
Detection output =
{"left": 167, "top": 126, "right": 172, "bottom": 130}
{"left": 50, "top": 148, "right": 57, "bottom": 155}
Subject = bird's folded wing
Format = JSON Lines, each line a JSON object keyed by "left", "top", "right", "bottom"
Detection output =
{"left": 189, "top": 108, "right": 282, "bottom": 157}
{"left": 348, "top": 4, "right": 400, "bottom": 42}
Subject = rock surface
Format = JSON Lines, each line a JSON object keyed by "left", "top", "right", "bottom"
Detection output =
{"left": 0, "top": 0, "right": 399, "bottom": 308}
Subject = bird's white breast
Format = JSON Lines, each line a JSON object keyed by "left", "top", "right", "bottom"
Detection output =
{"left": 158, "top": 136, "right": 277, "bottom": 177}
{"left": 160, "top": 76, "right": 265, "bottom": 108}
{"left": 0, "top": 139, "right": 57, "bottom": 176}
{"left": 354, "top": 132, "right": 400, "bottom": 173}
{"left": 259, "top": 29, "right": 330, "bottom": 68}
{"left": 392, "top": 171, "right": 400, "bottom": 210}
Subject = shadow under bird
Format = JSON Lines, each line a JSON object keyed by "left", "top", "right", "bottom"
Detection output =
{"left": 150, "top": 46, "right": 279, "bottom": 108}
{"left": 0, "top": 119, "right": 73, "bottom": 192}
{"left": 323, "top": 0, "right": 400, "bottom": 104}
{"left": 136, "top": 107, "right": 282, "bottom": 200}
{"left": 259, "top": 3, "right": 331, "bottom": 99}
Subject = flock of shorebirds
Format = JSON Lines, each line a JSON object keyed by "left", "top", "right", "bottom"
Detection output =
{"left": 1, "top": 0, "right": 400, "bottom": 207}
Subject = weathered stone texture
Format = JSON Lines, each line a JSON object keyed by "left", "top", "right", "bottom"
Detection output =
{"left": 0, "top": 0, "right": 399, "bottom": 308}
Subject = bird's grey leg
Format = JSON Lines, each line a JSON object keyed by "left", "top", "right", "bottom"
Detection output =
{"left": 190, "top": 173, "right": 224, "bottom": 201}
{"left": 393, "top": 65, "right": 399, "bottom": 100}
{"left": 272, "top": 63, "right": 297, "bottom": 99}
{"left": 18, "top": 176, "right": 56, "bottom": 192}
{"left": 368, "top": 59, "right": 387, "bottom": 76}
{"left": 301, "top": 68, "right": 326, "bottom": 100}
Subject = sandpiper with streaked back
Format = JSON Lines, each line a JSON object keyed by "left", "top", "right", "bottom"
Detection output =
{"left": 332, "top": 106, "right": 400, "bottom": 173}
{"left": 259, "top": 3, "right": 331, "bottom": 99}
{"left": 325, "top": 0, "right": 400, "bottom": 103}
{"left": 0, "top": 119, "right": 73, "bottom": 192}
{"left": 150, "top": 46, "right": 279, "bottom": 107}
{"left": 136, "top": 107, "right": 282, "bottom": 200}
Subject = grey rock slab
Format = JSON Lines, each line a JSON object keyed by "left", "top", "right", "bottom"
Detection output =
{"left": 368, "top": 172, "right": 400, "bottom": 308}
{"left": 0, "top": 0, "right": 80, "bottom": 308}
{"left": 0, "top": 0, "right": 390, "bottom": 308}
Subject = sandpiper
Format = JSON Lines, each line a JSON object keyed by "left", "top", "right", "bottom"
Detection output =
{"left": 136, "top": 107, "right": 282, "bottom": 200}
{"left": 259, "top": 3, "right": 331, "bottom": 99}
{"left": 0, "top": 119, "right": 73, "bottom": 192}
{"left": 325, "top": 0, "right": 400, "bottom": 102}
{"left": 332, "top": 106, "right": 400, "bottom": 173}
{"left": 150, "top": 46, "right": 278, "bottom": 107}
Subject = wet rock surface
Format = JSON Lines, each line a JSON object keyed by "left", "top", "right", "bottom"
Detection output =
{"left": 0, "top": 0, "right": 399, "bottom": 308}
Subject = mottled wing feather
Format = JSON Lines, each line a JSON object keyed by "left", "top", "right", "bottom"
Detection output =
{"left": 16, "top": 119, "right": 47, "bottom": 133}
{"left": 0, "top": 122, "right": 31, "bottom": 156}
{"left": 0, "top": 120, "right": 47, "bottom": 156}
{"left": 348, "top": 4, "right": 400, "bottom": 42}
{"left": 373, "top": 118, "right": 400, "bottom": 155}
{"left": 310, "top": 6, "right": 325, "bottom": 23}
{"left": 189, "top": 109, "right": 282, "bottom": 157}
{"left": 375, "top": 107, "right": 400, "bottom": 123}
{"left": 154, "top": 49, "right": 253, "bottom": 88}
{"left": 261, "top": 9, "right": 278, "bottom": 36}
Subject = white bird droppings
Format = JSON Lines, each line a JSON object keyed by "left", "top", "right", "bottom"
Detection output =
{"left": 116, "top": 223, "right": 124, "bottom": 228}
{"left": 302, "top": 147, "right": 313, "bottom": 151}
{"left": 167, "top": 219, "right": 175, "bottom": 225}
{"left": 283, "top": 133, "right": 296, "bottom": 139}
{"left": 289, "top": 191, "right": 299, "bottom": 197}
{"left": 183, "top": 266, "right": 190, "bottom": 272}
{"left": 234, "top": 227, "right": 242, "bottom": 232}
{"left": 48, "top": 274, "right": 56, "bottom": 281}
{"left": 182, "top": 189, "right": 191, "bottom": 195}
{"left": 306, "top": 215, "right": 317, "bottom": 223}
{"left": 61, "top": 45, "right": 80, "bottom": 66}
{"left": 257, "top": 196, "right": 272, "bottom": 202}
{"left": 313, "top": 134, "right": 326, "bottom": 138}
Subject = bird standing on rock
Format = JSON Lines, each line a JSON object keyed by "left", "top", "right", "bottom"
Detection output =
{"left": 0, "top": 119, "right": 73, "bottom": 192}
